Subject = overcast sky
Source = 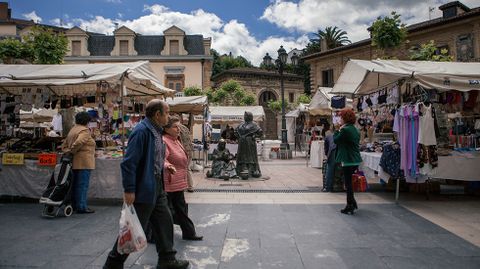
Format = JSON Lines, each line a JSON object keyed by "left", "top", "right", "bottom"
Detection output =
{"left": 13, "top": 0, "right": 480, "bottom": 65}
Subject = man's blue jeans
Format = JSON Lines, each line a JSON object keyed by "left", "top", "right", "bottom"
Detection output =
{"left": 72, "top": 169, "right": 92, "bottom": 211}
{"left": 325, "top": 149, "right": 336, "bottom": 191}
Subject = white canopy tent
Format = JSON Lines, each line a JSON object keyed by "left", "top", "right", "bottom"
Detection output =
{"left": 331, "top": 59, "right": 480, "bottom": 95}
{"left": 205, "top": 106, "right": 265, "bottom": 123}
{"left": 166, "top": 96, "right": 208, "bottom": 115}
{"left": 0, "top": 61, "right": 174, "bottom": 97}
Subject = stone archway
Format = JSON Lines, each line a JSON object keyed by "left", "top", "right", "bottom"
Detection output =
{"left": 258, "top": 90, "right": 278, "bottom": 140}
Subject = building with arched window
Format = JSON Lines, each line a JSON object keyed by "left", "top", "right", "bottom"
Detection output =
{"left": 211, "top": 68, "right": 303, "bottom": 139}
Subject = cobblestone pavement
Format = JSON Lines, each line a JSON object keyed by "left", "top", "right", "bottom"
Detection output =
{"left": 2, "top": 156, "right": 480, "bottom": 268}
{"left": 1, "top": 203, "right": 480, "bottom": 269}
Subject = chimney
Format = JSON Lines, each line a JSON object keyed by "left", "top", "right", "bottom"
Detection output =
{"left": 439, "top": 1, "right": 471, "bottom": 19}
{"left": 0, "top": 2, "right": 11, "bottom": 21}
{"left": 320, "top": 38, "right": 328, "bottom": 51}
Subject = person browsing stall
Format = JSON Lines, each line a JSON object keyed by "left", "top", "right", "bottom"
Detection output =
{"left": 61, "top": 111, "right": 95, "bottom": 214}
{"left": 333, "top": 108, "right": 362, "bottom": 215}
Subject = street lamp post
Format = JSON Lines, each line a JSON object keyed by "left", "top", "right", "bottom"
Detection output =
{"left": 264, "top": 46, "right": 299, "bottom": 153}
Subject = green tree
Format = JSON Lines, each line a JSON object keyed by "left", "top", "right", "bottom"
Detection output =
{"left": 312, "top": 26, "right": 351, "bottom": 50}
{"left": 409, "top": 40, "right": 453, "bottom": 62}
{"left": 210, "top": 49, "right": 254, "bottom": 77}
{"left": 0, "top": 26, "right": 68, "bottom": 64}
{"left": 183, "top": 86, "right": 203, "bottom": 96}
{"left": 296, "top": 94, "right": 311, "bottom": 105}
{"left": 370, "top": 11, "right": 407, "bottom": 51}
{"left": 303, "top": 41, "right": 322, "bottom": 55}
{"left": 24, "top": 26, "right": 68, "bottom": 64}
{"left": 0, "top": 38, "right": 34, "bottom": 63}
{"left": 240, "top": 94, "right": 256, "bottom": 106}
{"left": 209, "top": 79, "right": 255, "bottom": 106}
{"left": 267, "top": 100, "right": 283, "bottom": 113}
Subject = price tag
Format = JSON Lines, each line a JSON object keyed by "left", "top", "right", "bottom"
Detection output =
{"left": 2, "top": 153, "right": 25, "bottom": 165}
{"left": 38, "top": 153, "right": 57, "bottom": 166}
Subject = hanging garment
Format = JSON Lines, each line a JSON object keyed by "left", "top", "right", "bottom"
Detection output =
{"left": 417, "top": 144, "right": 438, "bottom": 175}
{"left": 52, "top": 114, "right": 63, "bottom": 132}
{"left": 379, "top": 143, "right": 402, "bottom": 178}
{"left": 331, "top": 96, "right": 346, "bottom": 109}
{"left": 417, "top": 103, "right": 437, "bottom": 146}
{"left": 393, "top": 109, "right": 400, "bottom": 133}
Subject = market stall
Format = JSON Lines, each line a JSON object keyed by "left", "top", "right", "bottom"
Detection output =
{"left": 198, "top": 106, "right": 265, "bottom": 155}
{"left": 332, "top": 59, "right": 480, "bottom": 200}
{"left": 0, "top": 61, "right": 174, "bottom": 199}
{"left": 166, "top": 95, "right": 209, "bottom": 162}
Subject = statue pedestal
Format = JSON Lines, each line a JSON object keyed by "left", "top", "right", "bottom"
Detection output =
{"left": 278, "top": 149, "right": 292, "bottom": 159}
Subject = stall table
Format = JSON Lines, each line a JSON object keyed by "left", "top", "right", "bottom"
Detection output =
{"left": 0, "top": 158, "right": 123, "bottom": 199}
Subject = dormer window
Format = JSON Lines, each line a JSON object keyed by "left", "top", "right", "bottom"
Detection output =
{"left": 71, "top": 40, "right": 81, "bottom": 56}
{"left": 170, "top": 40, "right": 179, "bottom": 55}
{"left": 119, "top": 40, "right": 129, "bottom": 56}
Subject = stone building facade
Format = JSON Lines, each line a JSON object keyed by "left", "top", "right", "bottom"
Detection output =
{"left": 211, "top": 68, "right": 304, "bottom": 139}
{"left": 303, "top": 1, "right": 480, "bottom": 93}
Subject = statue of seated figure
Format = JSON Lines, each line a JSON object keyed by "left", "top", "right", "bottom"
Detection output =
{"left": 206, "top": 139, "right": 237, "bottom": 180}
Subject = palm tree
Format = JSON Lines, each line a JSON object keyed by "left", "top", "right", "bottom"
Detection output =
{"left": 311, "top": 26, "right": 351, "bottom": 50}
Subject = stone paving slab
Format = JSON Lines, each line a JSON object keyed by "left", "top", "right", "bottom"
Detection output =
{"left": 1, "top": 203, "right": 480, "bottom": 269}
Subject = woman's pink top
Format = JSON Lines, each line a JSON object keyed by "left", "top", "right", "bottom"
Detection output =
{"left": 163, "top": 134, "right": 188, "bottom": 192}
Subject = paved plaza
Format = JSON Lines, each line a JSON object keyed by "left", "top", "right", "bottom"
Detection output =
{"left": 1, "top": 157, "right": 480, "bottom": 269}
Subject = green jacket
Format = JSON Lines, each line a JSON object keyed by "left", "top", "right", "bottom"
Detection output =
{"left": 333, "top": 124, "right": 362, "bottom": 167}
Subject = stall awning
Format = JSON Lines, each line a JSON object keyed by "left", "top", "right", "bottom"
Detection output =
{"left": 166, "top": 96, "right": 208, "bottom": 115}
{"left": 207, "top": 106, "right": 265, "bottom": 123}
{"left": 309, "top": 87, "right": 333, "bottom": 116}
{"left": 0, "top": 61, "right": 175, "bottom": 97}
{"left": 331, "top": 59, "right": 480, "bottom": 95}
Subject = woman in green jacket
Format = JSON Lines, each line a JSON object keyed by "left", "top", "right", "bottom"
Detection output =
{"left": 333, "top": 108, "right": 362, "bottom": 215}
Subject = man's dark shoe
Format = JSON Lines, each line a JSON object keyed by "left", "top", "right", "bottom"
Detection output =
{"left": 76, "top": 208, "right": 95, "bottom": 214}
{"left": 182, "top": 235, "right": 203, "bottom": 241}
{"left": 103, "top": 257, "right": 124, "bottom": 269}
{"left": 157, "top": 259, "right": 189, "bottom": 269}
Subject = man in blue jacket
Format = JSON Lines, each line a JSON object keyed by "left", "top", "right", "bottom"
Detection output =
{"left": 104, "top": 99, "right": 189, "bottom": 269}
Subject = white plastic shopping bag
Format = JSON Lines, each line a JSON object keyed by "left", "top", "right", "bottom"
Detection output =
{"left": 117, "top": 203, "right": 147, "bottom": 254}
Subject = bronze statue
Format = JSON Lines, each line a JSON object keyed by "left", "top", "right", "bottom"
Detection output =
{"left": 235, "top": 112, "right": 263, "bottom": 179}
{"left": 206, "top": 139, "right": 236, "bottom": 180}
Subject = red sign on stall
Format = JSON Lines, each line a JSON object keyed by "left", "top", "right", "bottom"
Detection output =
{"left": 38, "top": 153, "right": 57, "bottom": 166}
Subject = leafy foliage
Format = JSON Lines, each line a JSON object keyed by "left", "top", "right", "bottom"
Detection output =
{"left": 183, "top": 86, "right": 203, "bottom": 96}
{"left": 208, "top": 79, "right": 256, "bottom": 106}
{"left": 211, "top": 49, "right": 254, "bottom": 77}
{"left": 240, "top": 94, "right": 256, "bottom": 106}
{"left": 0, "top": 38, "right": 34, "bottom": 63}
{"left": 0, "top": 26, "right": 68, "bottom": 64}
{"left": 409, "top": 40, "right": 453, "bottom": 62}
{"left": 370, "top": 11, "right": 407, "bottom": 50}
{"left": 267, "top": 100, "right": 283, "bottom": 112}
{"left": 296, "top": 94, "right": 311, "bottom": 105}
{"left": 311, "top": 26, "right": 351, "bottom": 50}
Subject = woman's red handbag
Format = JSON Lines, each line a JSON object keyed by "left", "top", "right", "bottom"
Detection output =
{"left": 352, "top": 173, "right": 368, "bottom": 192}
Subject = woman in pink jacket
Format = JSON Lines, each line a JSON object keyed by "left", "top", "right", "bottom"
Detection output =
{"left": 163, "top": 115, "right": 203, "bottom": 241}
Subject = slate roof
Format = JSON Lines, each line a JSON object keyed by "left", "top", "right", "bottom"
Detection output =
{"left": 134, "top": 35, "right": 164, "bottom": 55}
{"left": 88, "top": 36, "right": 115, "bottom": 56}
{"left": 184, "top": 35, "right": 205, "bottom": 55}
{"left": 86, "top": 34, "right": 205, "bottom": 56}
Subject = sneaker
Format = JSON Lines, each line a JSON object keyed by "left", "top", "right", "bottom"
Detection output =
{"left": 157, "top": 259, "right": 189, "bottom": 269}
{"left": 40, "top": 197, "right": 62, "bottom": 205}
